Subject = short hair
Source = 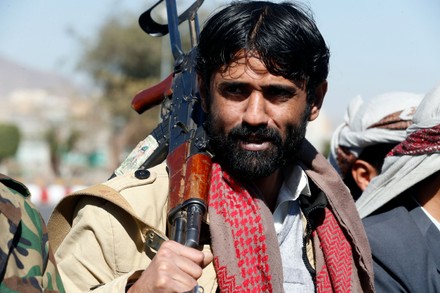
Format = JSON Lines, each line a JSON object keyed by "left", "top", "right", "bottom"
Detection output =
{"left": 196, "top": 0, "right": 329, "bottom": 103}
{"left": 344, "top": 143, "right": 398, "bottom": 201}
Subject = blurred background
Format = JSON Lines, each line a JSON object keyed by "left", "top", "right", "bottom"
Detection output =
{"left": 1, "top": 0, "right": 439, "bottom": 221}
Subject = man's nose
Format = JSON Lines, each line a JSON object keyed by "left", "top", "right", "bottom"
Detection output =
{"left": 242, "top": 92, "right": 269, "bottom": 126}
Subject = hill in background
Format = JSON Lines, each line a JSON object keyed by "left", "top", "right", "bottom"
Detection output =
{"left": 0, "top": 55, "right": 86, "bottom": 99}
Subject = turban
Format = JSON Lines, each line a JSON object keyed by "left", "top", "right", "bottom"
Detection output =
{"left": 357, "top": 83, "right": 440, "bottom": 218}
{"left": 328, "top": 92, "right": 423, "bottom": 178}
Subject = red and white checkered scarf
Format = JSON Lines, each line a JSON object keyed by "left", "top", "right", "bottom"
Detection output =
{"left": 208, "top": 162, "right": 354, "bottom": 292}
{"left": 388, "top": 124, "right": 440, "bottom": 156}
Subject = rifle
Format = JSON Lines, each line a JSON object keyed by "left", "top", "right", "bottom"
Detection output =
{"left": 122, "top": 0, "right": 210, "bottom": 258}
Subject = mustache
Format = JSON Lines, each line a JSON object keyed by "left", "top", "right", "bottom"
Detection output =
{"left": 228, "top": 125, "right": 282, "bottom": 145}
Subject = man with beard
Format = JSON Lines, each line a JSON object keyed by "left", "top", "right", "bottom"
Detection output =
{"left": 47, "top": 1, "right": 374, "bottom": 292}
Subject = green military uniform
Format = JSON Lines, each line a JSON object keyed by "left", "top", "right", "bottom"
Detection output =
{"left": 0, "top": 174, "right": 65, "bottom": 292}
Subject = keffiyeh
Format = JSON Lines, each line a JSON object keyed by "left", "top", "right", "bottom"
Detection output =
{"left": 209, "top": 161, "right": 355, "bottom": 292}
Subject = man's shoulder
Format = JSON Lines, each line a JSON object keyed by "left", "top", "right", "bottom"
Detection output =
{"left": 362, "top": 206, "right": 422, "bottom": 261}
{"left": 67, "top": 162, "right": 169, "bottom": 201}
{"left": 363, "top": 205, "right": 414, "bottom": 230}
{"left": 363, "top": 204, "right": 440, "bottom": 291}
{"left": 50, "top": 162, "right": 169, "bottom": 230}
{"left": 0, "top": 174, "right": 40, "bottom": 226}
{"left": 48, "top": 163, "right": 170, "bottom": 253}
{"left": 0, "top": 173, "right": 31, "bottom": 202}
{"left": 0, "top": 176, "right": 55, "bottom": 291}
{"left": 104, "top": 162, "right": 169, "bottom": 193}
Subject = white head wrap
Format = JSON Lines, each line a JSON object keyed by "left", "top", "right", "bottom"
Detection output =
{"left": 356, "top": 83, "right": 440, "bottom": 218}
{"left": 329, "top": 92, "right": 423, "bottom": 177}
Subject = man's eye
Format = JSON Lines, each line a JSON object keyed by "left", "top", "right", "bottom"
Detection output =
{"left": 264, "top": 88, "right": 294, "bottom": 102}
{"left": 220, "top": 85, "right": 249, "bottom": 100}
{"left": 224, "top": 85, "right": 244, "bottom": 95}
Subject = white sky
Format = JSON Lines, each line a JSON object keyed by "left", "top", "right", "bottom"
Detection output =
{"left": 1, "top": 0, "right": 440, "bottom": 127}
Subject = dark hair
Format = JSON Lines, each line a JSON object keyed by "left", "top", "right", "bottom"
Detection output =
{"left": 196, "top": 0, "right": 330, "bottom": 103}
{"left": 344, "top": 143, "right": 397, "bottom": 200}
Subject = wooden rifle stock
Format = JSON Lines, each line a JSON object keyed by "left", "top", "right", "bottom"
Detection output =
{"left": 131, "top": 73, "right": 173, "bottom": 114}
{"left": 167, "top": 143, "right": 211, "bottom": 247}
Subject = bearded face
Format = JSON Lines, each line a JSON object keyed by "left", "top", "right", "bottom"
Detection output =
{"left": 201, "top": 54, "right": 320, "bottom": 180}
{"left": 206, "top": 108, "right": 309, "bottom": 180}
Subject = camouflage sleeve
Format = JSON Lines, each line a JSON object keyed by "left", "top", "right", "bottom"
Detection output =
{"left": 0, "top": 179, "right": 65, "bottom": 293}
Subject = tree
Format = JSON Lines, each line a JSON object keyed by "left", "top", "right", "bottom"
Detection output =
{"left": 77, "top": 13, "right": 166, "bottom": 169}
{"left": 45, "top": 126, "right": 81, "bottom": 177}
{"left": 0, "top": 123, "right": 21, "bottom": 164}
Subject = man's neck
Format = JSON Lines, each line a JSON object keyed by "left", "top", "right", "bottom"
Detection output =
{"left": 420, "top": 193, "right": 440, "bottom": 222}
{"left": 253, "top": 169, "right": 283, "bottom": 212}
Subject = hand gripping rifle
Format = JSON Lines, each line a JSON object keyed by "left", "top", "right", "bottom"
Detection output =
{"left": 131, "top": 0, "right": 210, "bottom": 264}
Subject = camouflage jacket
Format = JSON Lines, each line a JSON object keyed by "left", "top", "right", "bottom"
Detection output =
{"left": 0, "top": 174, "right": 65, "bottom": 292}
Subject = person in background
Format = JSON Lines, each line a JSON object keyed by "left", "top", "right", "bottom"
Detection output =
{"left": 48, "top": 1, "right": 374, "bottom": 292}
{"left": 356, "top": 83, "right": 440, "bottom": 292}
{"left": 328, "top": 92, "right": 422, "bottom": 200}
{"left": 0, "top": 173, "right": 65, "bottom": 292}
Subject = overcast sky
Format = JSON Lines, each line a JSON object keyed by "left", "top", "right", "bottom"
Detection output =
{"left": 1, "top": 0, "right": 439, "bottom": 127}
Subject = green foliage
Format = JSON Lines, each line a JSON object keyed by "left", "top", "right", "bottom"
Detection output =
{"left": 44, "top": 126, "right": 81, "bottom": 176}
{"left": 0, "top": 123, "right": 21, "bottom": 162}
{"left": 76, "top": 12, "right": 167, "bottom": 154}
{"left": 78, "top": 14, "right": 164, "bottom": 120}
{"left": 76, "top": 8, "right": 209, "bottom": 152}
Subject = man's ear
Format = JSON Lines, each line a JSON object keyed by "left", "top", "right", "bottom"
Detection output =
{"left": 351, "top": 159, "right": 379, "bottom": 191}
{"left": 197, "top": 75, "right": 208, "bottom": 112}
{"left": 308, "top": 80, "right": 327, "bottom": 121}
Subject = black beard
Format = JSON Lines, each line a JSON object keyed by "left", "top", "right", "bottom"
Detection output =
{"left": 206, "top": 115, "right": 308, "bottom": 180}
